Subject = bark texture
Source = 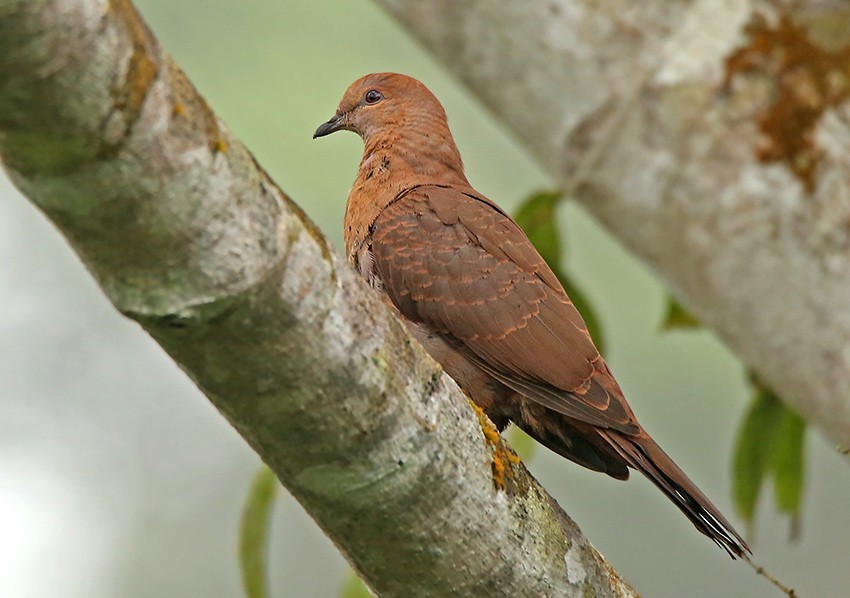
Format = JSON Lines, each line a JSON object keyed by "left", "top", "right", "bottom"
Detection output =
{"left": 377, "top": 0, "right": 850, "bottom": 448}
{"left": 0, "top": 0, "right": 637, "bottom": 595}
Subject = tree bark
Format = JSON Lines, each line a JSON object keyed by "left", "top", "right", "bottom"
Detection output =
{"left": 0, "top": 0, "right": 637, "bottom": 595}
{"left": 377, "top": 0, "right": 850, "bottom": 448}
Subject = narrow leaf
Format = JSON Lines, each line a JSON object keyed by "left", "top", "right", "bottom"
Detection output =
{"left": 732, "top": 387, "right": 781, "bottom": 524}
{"left": 733, "top": 375, "right": 809, "bottom": 541}
{"left": 240, "top": 466, "right": 279, "bottom": 598}
{"left": 513, "top": 190, "right": 563, "bottom": 264}
{"left": 660, "top": 296, "right": 701, "bottom": 330}
{"left": 769, "top": 405, "right": 806, "bottom": 516}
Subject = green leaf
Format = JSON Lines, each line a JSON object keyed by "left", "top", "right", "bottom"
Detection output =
{"left": 340, "top": 570, "right": 373, "bottom": 598}
{"left": 732, "top": 387, "right": 782, "bottom": 524}
{"left": 769, "top": 405, "right": 806, "bottom": 515}
{"left": 732, "top": 376, "right": 808, "bottom": 540}
{"left": 660, "top": 296, "right": 701, "bottom": 330}
{"left": 513, "top": 190, "right": 563, "bottom": 264}
{"left": 514, "top": 190, "right": 606, "bottom": 354}
{"left": 240, "top": 466, "right": 279, "bottom": 598}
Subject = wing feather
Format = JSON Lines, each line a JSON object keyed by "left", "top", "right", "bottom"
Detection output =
{"left": 370, "top": 185, "right": 638, "bottom": 433}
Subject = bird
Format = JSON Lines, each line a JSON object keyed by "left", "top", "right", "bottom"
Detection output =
{"left": 314, "top": 72, "right": 750, "bottom": 559}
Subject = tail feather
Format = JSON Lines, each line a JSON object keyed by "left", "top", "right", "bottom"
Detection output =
{"left": 602, "top": 430, "right": 751, "bottom": 559}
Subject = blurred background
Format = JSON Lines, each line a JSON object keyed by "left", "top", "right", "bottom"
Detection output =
{"left": 2, "top": 1, "right": 848, "bottom": 596}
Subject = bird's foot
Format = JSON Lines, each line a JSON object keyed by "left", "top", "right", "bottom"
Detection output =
{"left": 467, "top": 399, "right": 522, "bottom": 492}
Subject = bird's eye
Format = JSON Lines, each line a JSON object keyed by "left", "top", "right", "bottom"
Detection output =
{"left": 364, "top": 89, "right": 384, "bottom": 105}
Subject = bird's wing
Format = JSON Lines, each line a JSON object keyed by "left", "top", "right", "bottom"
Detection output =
{"left": 370, "top": 185, "right": 639, "bottom": 434}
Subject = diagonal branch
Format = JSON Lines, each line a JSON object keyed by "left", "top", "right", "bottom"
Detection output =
{"left": 377, "top": 0, "right": 850, "bottom": 448}
{"left": 0, "top": 0, "right": 636, "bottom": 595}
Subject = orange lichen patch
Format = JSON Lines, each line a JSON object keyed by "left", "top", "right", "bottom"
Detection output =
{"left": 165, "top": 61, "right": 227, "bottom": 156}
{"left": 468, "top": 399, "right": 522, "bottom": 491}
{"left": 125, "top": 45, "right": 157, "bottom": 118}
{"left": 213, "top": 138, "right": 229, "bottom": 154}
{"left": 723, "top": 13, "right": 850, "bottom": 193}
{"left": 109, "top": 0, "right": 159, "bottom": 127}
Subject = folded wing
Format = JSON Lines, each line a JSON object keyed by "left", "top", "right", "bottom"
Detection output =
{"left": 370, "top": 185, "right": 638, "bottom": 434}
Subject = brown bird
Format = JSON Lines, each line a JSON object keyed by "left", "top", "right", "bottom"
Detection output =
{"left": 314, "top": 72, "right": 749, "bottom": 558}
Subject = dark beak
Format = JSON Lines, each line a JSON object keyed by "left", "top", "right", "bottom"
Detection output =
{"left": 313, "top": 113, "right": 345, "bottom": 139}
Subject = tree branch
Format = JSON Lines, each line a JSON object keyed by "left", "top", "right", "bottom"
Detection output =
{"left": 0, "top": 0, "right": 637, "bottom": 595}
{"left": 377, "top": 0, "right": 850, "bottom": 448}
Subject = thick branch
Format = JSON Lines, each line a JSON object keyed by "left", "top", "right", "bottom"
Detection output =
{"left": 377, "top": 0, "right": 850, "bottom": 447}
{"left": 0, "top": 1, "right": 636, "bottom": 596}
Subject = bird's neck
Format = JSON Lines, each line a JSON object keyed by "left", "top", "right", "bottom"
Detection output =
{"left": 344, "top": 132, "right": 470, "bottom": 259}
{"left": 359, "top": 128, "right": 468, "bottom": 187}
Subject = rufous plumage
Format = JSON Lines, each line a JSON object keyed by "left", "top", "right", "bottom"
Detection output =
{"left": 314, "top": 72, "right": 749, "bottom": 558}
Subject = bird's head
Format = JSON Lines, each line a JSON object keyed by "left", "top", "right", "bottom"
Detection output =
{"left": 313, "top": 73, "right": 449, "bottom": 143}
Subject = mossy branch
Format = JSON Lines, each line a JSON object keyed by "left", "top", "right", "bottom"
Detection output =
{"left": 0, "top": 1, "right": 637, "bottom": 596}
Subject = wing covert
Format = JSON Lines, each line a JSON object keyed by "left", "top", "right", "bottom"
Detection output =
{"left": 370, "top": 185, "right": 638, "bottom": 433}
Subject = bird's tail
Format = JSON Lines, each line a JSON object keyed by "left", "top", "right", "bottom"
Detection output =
{"left": 602, "top": 429, "right": 751, "bottom": 559}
